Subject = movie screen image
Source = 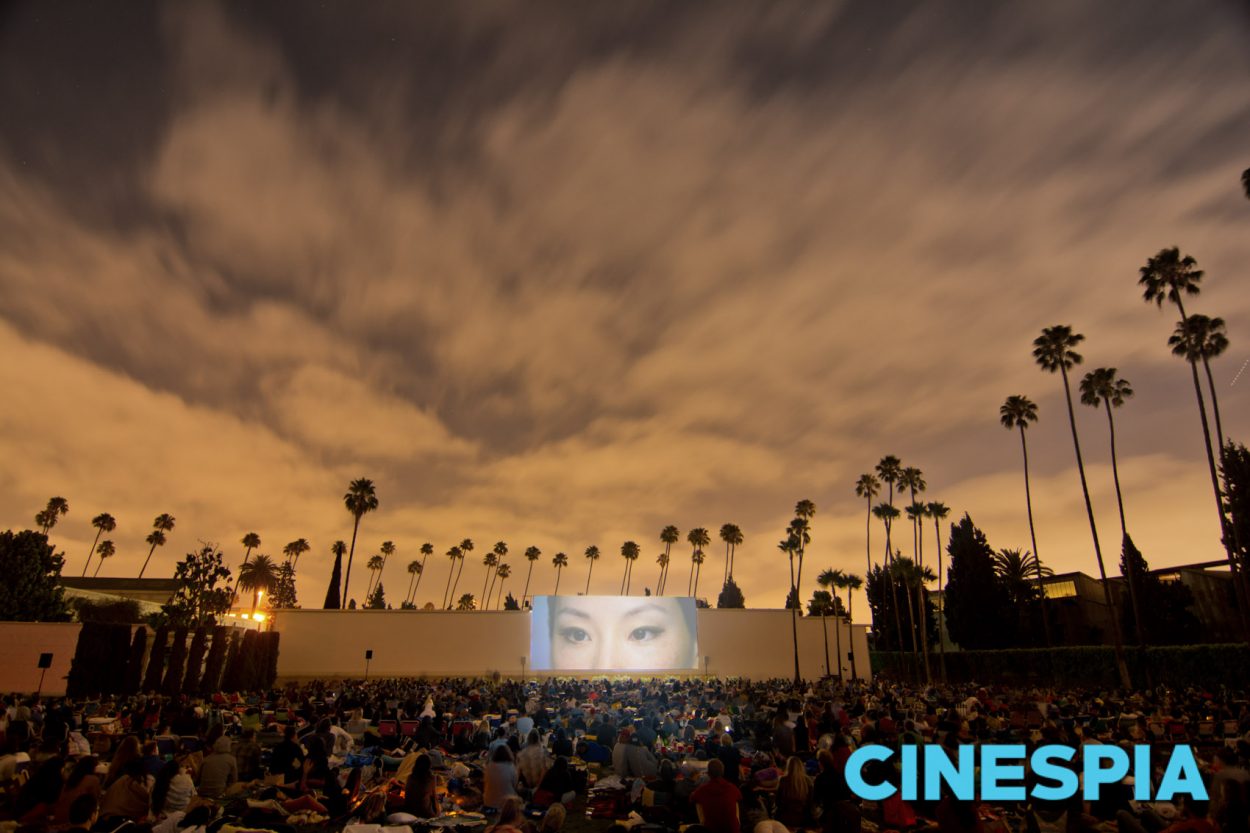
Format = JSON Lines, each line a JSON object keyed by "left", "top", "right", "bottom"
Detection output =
{"left": 529, "top": 596, "right": 699, "bottom": 672}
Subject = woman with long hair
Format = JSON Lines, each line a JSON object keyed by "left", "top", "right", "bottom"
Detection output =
{"left": 776, "top": 755, "right": 813, "bottom": 828}
{"left": 105, "top": 736, "right": 142, "bottom": 788}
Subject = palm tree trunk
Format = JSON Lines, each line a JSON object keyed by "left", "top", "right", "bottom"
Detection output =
{"left": 94, "top": 560, "right": 104, "bottom": 578}
{"left": 687, "top": 554, "right": 696, "bottom": 596}
{"left": 835, "top": 599, "right": 844, "bottom": 682}
{"left": 934, "top": 519, "right": 948, "bottom": 683}
{"left": 847, "top": 592, "right": 857, "bottom": 682}
{"left": 554, "top": 566, "right": 562, "bottom": 596}
{"left": 442, "top": 561, "right": 454, "bottom": 609}
{"left": 523, "top": 561, "right": 534, "bottom": 606}
{"left": 139, "top": 543, "right": 158, "bottom": 578}
{"left": 406, "top": 573, "right": 416, "bottom": 605}
{"left": 1202, "top": 357, "right": 1227, "bottom": 456}
{"left": 585, "top": 560, "right": 594, "bottom": 595}
{"left": 693, "top": 561, "right": 701, "bottom": 599}
{"left": 84, "top": 528, "right": 103, "bottom": 577}
{"left": 917, "top": 586, "right": 931, "bottom": 685}
{"left": 903, "top": 581, "right": 920, "bottom": 668}
{"left": 1059, "top": 365, "right": 1131, "bottom": 688}
{"left": 415, "top": 554, "right": 428, "bottom": 601}
{"left": 450, "top": 557, "right": 466, "bottom": 608}
{"left": 887, "top": 557, "right": 908, "bottom": 675}
{"left": 482, "top": 569, "right": 492, "bottom": 607}
{"left": 821, "top": 611, "right": 830, "bottom": 677}
{"left": 343, "top": 514, "right": 362, "bottom": 608}
{"left": 1018, "top": 427, "right": 1054, "bottom": 651}
{"left": 865, "top": 499, "right": 873, "bottom": 575}
{"left": 789, "top": 554, "right": 801, "bottom": 684}
{"left": 1105, "top": 403, "right": 1147, "bottom": 648}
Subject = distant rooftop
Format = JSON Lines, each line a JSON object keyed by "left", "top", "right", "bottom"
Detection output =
{"left": 61, "top": 577, "right": 181, "bottom": 591}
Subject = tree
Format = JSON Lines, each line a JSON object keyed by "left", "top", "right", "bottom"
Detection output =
{"left": 816, "top": 569, "right": 841, "bottom": 679}
{"left": 143, "top": 626, "right": 169, "bottom": 692}
{"left": 659, "top": 526, "right": 680, "bottom": 595}
{"left": 182, "top": 627, "right": 210, "bottom": 693}
{"left": 898, "top": 470, "right": 926, "bottom": 566}
{"left": 270, "top": 560, "right": 298, "bottom": 609}
{"left": 717, "top": 576, "right": 745, "bottom": 609}
{"left": 93, "top": 540, "right": 116, "bottom": 577}
{"left": 378, "top": 540, "right": 395, "bottom": 584}
{"left": 793, "top": 500, "right": 816, "bottom": 602}
{"left": 925, "top": 501, "right": 950, "bottom": 679}
{"left": 0, "top": 530, "right": 71, "bottom": 621}
{"left": 366, "top": 554, "right": 385, "bottom": 597}
{"left": 875, "top": 457, "right": 903, "bottom": 561}
{"left": 138, "top": 513, "right": 176, "bottom": 578}
{"left": 999, "top": 395, "right": 1053, "bottom": 649}
{"left": 893, "top": 556, "right": 936, "bottom": 683}
{"left": 283, "top": 538, "right": 310, "bottom": 568}
{"left": 584, "top": 545, "right": 601, "bottom": 594}
{"left": 521, "top": 546, "right": 541, "bottom": 603}
{"left": 871, "top": 503, "right": 906, "bottom": 651}
{"left": 414, "top": 542, "right": 433, "bottom": 603}
{"left": 992, "top": 548, "right": 1051, "bottom": 643}
{"left": 1243, "top": 168, "right": 1250, "bottom": 199}
{"left": 452, "top": 538, "right": 474, "bottom": 603}
{"left": 1034, "top": 324, "right": 1130, "bottom": 687}
{"left": 486, "top": 542, "right": 507, "bottom": 606}
{"left": 1223, "top": 442, "right": 1250, "bottom": 569}
{"left": 324, "top": 540, "right": 346, "bottom": 609}
{"left": 162, "top": 544, "right": 234, "bottom": 628}
{"left": 552, "top": 551, "right": 569, "bottom": 594}
{"left": 199, "top": 627, "right": 230, "bottom": 694}
{"left": 480, "top": 550, "right": 499, "bottom": 605}
{"left": 240, "top": 532, "right": 261, "bottom": 568}
{"left": 405, "top": 559, "right": 423, "bottom": 605}
{"left": 943, "top": 514, "right": 1015, "bottom": 649}
{"left": 341, "top": 477, "right": 379, "bottom": 610}
{"left": 620, "top": 541, "right": 640, "bottom": 594}
{"left": 1119, "top": 534, "right": 1200, "bottom": 645}
{"left": 843, "top": 572, "right": 863, "bottom": 680}
{"left": 503, "top": 592, "right": 520, "bottom": 610}
{"left": 84, "top": 512, "right": 116, "bottom": 577}
{"left": 778, "top": 533, "right": 802, "bottom": 682}
{"left": 493, "top": 563, "right": 512, "bottom": 609}
{"left": 855, "top": 474, "right": 880, "bottom": 576}
{"left": 366, "top": 580, "right": 387, "bottom": 609}
{"left": 442, "top": 546, "right": 462, "bottom": 608}
{"left": 238, "top": 554, "right": 277, "bottom": 618}
{"left": 719, "top": 523, "right": 743, "bottom": 584}
{"left": 36, "top": 496, "right": 69, "bottom": 535}
{"left": 456, "top": 593, "right": 476, "bottom": 611}
{"left": 1080, "top": 367, "right": 1146, "bottom": 644}
{"left": 689, "top": 549, "right": 706, "bottom": 598}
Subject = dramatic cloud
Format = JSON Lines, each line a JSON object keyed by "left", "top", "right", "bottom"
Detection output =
{"left": 1, "top": 0, "right": 1247, "bottom": 611}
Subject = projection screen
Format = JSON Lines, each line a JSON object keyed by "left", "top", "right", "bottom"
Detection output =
{"left": 529, "top": 596, "right": 699, "bottom": 672}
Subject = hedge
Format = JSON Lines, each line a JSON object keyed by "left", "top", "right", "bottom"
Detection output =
{"left": 871, "top": 644, "right": 1250, "bottom": 689}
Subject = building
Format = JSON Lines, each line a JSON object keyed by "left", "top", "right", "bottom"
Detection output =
{"left": 59, "top": 577, "right": 181, "bottom": 616}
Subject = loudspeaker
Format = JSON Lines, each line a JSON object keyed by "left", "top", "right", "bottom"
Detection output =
{"left": 37, "top": 653, "right": 53, "bottom": 669}
{"left": 365, "top": 649, "right": 373, "bottom": 660}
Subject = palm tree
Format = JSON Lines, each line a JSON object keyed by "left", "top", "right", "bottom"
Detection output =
{"left": 719, "top": 524, "right": 743, "bottom": 584}
{"left": 659, "top": 526, "right": 680, "bottom": 595}
{"left": 552, "top": 551, "right": 569, "bottom": 594}
{"left": 686, "top": 528, "right": 710, "bottom": 595}
{"left": 779, "top": 533, "right": 802, "bottom": 683}
{"left": 325, "top": 540, "right": 347, "bottom": 608}
{"left": 487, "top": 541, "right": 508, "bottom": 607}
{"left": 1034, "top": 325, "right": 1130, "bottom": 687}
{"left": 494, "top": 562, "right": 512, "bottom": 609}
{"left": 872, "top": 503, "right": 906, "bottom": 652}
{"left": 283, "top": 538, "right": 311, "bottom": 567}
{"left": 793, "top": 500, "right": 816, "bottom": 602}
{"left": 992, "top": 548, "right": 1054, "bottom": 643}
{"left": 37, "top": 497, "right": 70, "bottom": 534}
{"left": 817, "top": 568, "right": 841, "bottom": 679}
{"left": 139, "top": 513, "right": 175, "bottom": 578}
{"left": 855, "top": 474, "right": 880, "bottom": 576}
{"left": 584, "top": 545, "right": 601, "bottom": 594}
{"left": 414, "top": 542, "right": 433, "bottom": 603}
{"left": 1172, "top": 315, "right": 1231, "bottom": 461}
{"left": 84, "top": 512, "right": 116, "bottom": 577}
{"left": 378, "top": 540, "right": 395, "bottom": 584}
{"left": 240, "top": 532, "right": 261, "bottom": 570}
{"left": 442, "top": 546, "right": 462, "bottom": 608}
{"left": 690, "top": 549, "right": 706, "bottom": 598}
{"left": 925, "top": 501, "right": 951, "bottom": 680}
{"left": 405, "top": 559, "right": 423, "bottom": 605}
{"left": 875, "top": 457, "right": 903, "bottom": 561}
{"left": 1081, "top": 367, "right": 1146, "bottom": 643}
{"left": 93, "top": 539, "right": 116, "bottom": 576}
{"left": 456, "top": 593, "right": 476, "bottom": 611}
{"left": 341, "top": 478, "right": 379, "bottom": 608}
{"left": 655, "top": 552, "right": 669, "bottom": 596}
{"left": 238, "top": 554, "right": 278, "bottom": 617}
{"left": 365, "top": 555, "right": 385, "bottom": 596}
{"left": 898, "top": 469, "right": 926, "bottom": 564}
{"left": 620, "top": 541, "right": 640, "bottom": 594}
{"left": 894, "top": 556, "right": 935, "bottom": 685}
{"left": 454, "top": 539, "right": 474, "bottom": 603}
{"left": 843, "top": 572, "right": 863, "bottom": 680}
{"left": 481, "top": 551, "right": 500, "bottom": 605}
{"left": 999, "top": 395, "right": 1053, "bottom": 650}
{"left": 521, "top": 546, "right": 541, "bottom": 604}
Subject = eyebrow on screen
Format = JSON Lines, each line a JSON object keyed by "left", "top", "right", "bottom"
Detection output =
{"left": 556, "top": 603, "right": 668, "bottom": 619}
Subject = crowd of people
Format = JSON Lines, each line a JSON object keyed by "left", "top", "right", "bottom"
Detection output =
{"left": 1, "top": 675, "right": 1249, "bottom": 833}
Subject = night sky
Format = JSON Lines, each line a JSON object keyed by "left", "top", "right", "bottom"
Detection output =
{"left": 2, "top": 1, "right": 1248, "bottom": 610}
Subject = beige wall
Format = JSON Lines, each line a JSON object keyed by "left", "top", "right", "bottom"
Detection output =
{"left": 273, "top": 608, "right": 871, "bottom": 681}
{"left": 0, "top": 622, "right": 82, "bottom": 695}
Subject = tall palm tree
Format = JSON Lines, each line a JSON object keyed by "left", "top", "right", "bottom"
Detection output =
{"left": 1172, "top": 314, "right": 1232, "bottom": 461}
{"left": 584, "top": 545, "right": 601, "bottom": 594}
{"left": 1034, "top": 325, "right": 1130, "bottom": 687}
{"left": 405, "top": 559, "right": 423, "bottom": 605}
{"left": 414, "top": 542, "right": 433, "bottom": 603}
{"left": 779, "top": 533, "right": 802, "bottom": 683}
{"left": 139, "top": 513, "right": 175, "bottom": 578}
{"left": 793, "top": 500, "right": 816, "bottom": 602}
{"left": 454, "top": 539, "right": 474, "bottom": 603}
{"left": 875, "top": 457, "right": 903, "bottom": 561}
{"left": 240, "top": 532, "right": 261, "bottom": 570}
{"left": 486, "top": 542, "right": 508, "bottom": 608}
{"left": 719, "top": 524, "right": 742, "bottom": 584}
{"left": 552, "top": 551, "right": 569, "bottom": 595}
{"left": 341, "top": 478, "right": 379, "bottom": 608}
{"left": 522, "top": 546, "right": 542, "bottom": 604}
{"left": 442, "top": 546, "right": 462, "bottom": 608}
{"left": 925, "top": 501, "right": 951, "bottom": 680}
{"left": 283, "top": 538, "right": 311, "bottom": 568}
{"left": 365, "top": 554, "right": 385, "bottom": 596}
{"left": 894, "top": 556, "right": 935, "bottom": 685}
{"left": 659, "top": 526, "right": 680, "bottom": 595}
{"left": 686, "top": 528, "right": 710, "bottom": 595}
{"left": 84, "top": 512, "right": 116, "bottom": 577}
{"left": 855, "top": 474, "right": 881, "bottom": 576}
{"left": 655, "top": 552, "right": 669, "bottom": 596}
{"left": 817, "top": 568, "right": 841, "bottom": 679}
{"left": 872, "top": 503, "right": 906, "bottom": 652}
{"left": 238, "top": 554, "right": 278, "bottom": 617}
{"left": 494, "top": 562, "right": 512, "bottom": 609}
{"left": 93, "top": 540, "right": 116, "bottom": 577}
{"left": 843, "top": 572, "right": 863, "bottom": 680}
{"left": 481, "top": 550, "right": 500, "bottom": 605}
{"left": 992, "top": 548, "right": 1054, "bottom": 643}
{"left": 325, "top": 540, "right": 347, "bottom": 608}
{"left": 1080, "top": 367, "right": 1146, "bottom": 643}
{"left": 37, "top": 497, "right": 70, "bottom": 534}
{"left": 690, "top": 549, "right": 706, "bottom": 598}
{"left": 378, "top": 540, "right": 395, "bottom": 583}
{"left": 898, "top": 469, "right": 926, "bottom": 564}
{"left": 620, "top": 541, "right": 640, "bottom": 594}
{"left": 999, "top": 395, "right": 1053, "bottom": 650}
